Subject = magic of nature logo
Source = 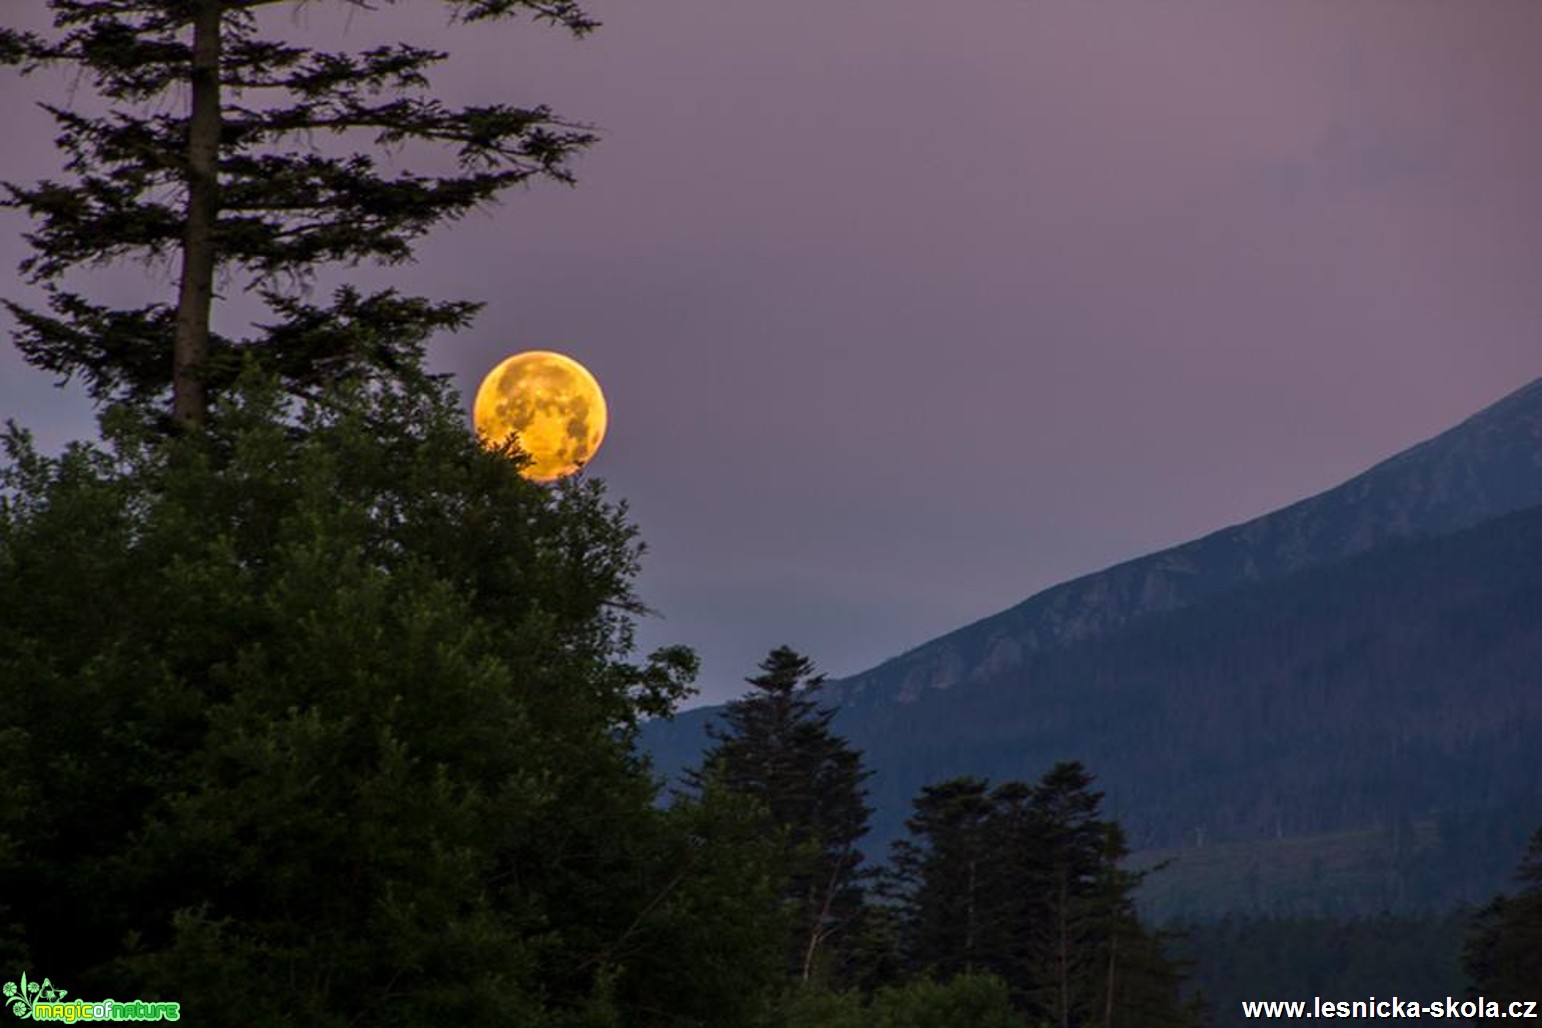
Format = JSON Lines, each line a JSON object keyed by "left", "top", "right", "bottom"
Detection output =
{"left": 2, "top": 973, "right": 179, "bottom": 1022}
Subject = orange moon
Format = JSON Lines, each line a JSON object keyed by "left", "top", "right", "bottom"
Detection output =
{"left": 472, "top": 351, "right": 608, "bottom": 482}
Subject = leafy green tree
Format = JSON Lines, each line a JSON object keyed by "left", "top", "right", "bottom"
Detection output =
{"left": 0, "top": 377, "right": 780, "bottom": 1026}
{"left": 765, "top": 984, "right": 868, "bottom": 1028}
{"left": 0, "top": 5, "right": 799, "bottom": 1024}
{"left": 2, "top": 1, "right": 596, "bottom": 427}
{"left": 764, "top": 974, "right": 1025, "bottom": 1028}
{"left": 1464, "top": 828, "right": 1542, "bottom": 1018}
{"left": 687, "top": 646, "right": 875, "bottom": 985}
{"left": 867, "top": 973, "right": 1025, "bottom": 1028}
{"left": 610, "top": 782, "right": 788, "bottom": 1026}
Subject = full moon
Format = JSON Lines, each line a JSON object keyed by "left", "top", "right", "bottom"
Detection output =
{"left": 472, "top": 350, "right": 608, "bottom": 482}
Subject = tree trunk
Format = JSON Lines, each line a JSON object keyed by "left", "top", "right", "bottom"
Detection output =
{"left": 964, "top": 856, "right": 976, "bottom": 974}
{"left": 801, "top": 843, "right": 851, "bottom": 983}
{"left": 1058, "top": 874, "right": 1070, "bottom": 1028}
{"left": 1104, "top": 933, "right": 1117, "bottom": 1028}
{"left": 172, "top": 0, "right": 223, "bottom": 427}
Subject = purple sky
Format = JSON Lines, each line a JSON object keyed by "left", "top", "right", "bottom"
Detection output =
{"left": 3, "top": 2, "right": 1540, "bottom": 705}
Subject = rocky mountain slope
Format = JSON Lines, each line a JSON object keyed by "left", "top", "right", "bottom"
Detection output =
{"left": 830, "top": 376, "right": 1542, "bottom": 707}
{"left": 845, "top": 500, "right": 1542, "bottom": 852}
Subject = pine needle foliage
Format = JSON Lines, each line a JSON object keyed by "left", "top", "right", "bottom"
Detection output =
{"left": 687, "top": 647, "right": 876, "bottom": 987}
{"left": 2, "top": 1, "right": 597, "bottom": 426}
{"left": 886, "top": 763, "right": 1198, "bottom": 1028}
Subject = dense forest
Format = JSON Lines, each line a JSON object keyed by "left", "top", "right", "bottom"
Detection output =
{"left": 1135, "top": 797, "right": 1542, "bottom": 922}
{"left": 1176, "top": 912, "right": 1472, "bottom": 1026}
{"left": 1, "top": 317, "right": 1538, "bottom": 1023}
{"left": 1169, "top": 832, "right": 1542, "bottom": 1026}
{"left": 3, "top": 2, "right": 1541, "bottom": 1023}
{"left": 679, "top": 648, "right": 1200, "bottom": 1025}
{"left": 0, "top": 4, "right": 1195, "bottom": 1020}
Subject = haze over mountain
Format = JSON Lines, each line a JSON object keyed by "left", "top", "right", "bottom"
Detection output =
{"left": 644, "top": 376, "right": 1542, "bottom": 910}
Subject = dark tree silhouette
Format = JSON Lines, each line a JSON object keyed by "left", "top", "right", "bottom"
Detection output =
{"left": 686, "top": 646, "right": 875, "bottom": 985}
{"left": 2, "top": 1, "right": 596, "bottom": 427}
{"left": 1464, "top": 828, "right": 1542, "bottom": 1019}
{"left": 887, "top": 763, "right": 1197, "bottom": 1028}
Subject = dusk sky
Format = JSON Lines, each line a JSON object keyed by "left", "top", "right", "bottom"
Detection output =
{"left": 3, "top": 1, "right": 1540, "bottom": 706}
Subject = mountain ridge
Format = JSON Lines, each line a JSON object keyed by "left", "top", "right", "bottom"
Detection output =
{"left": 844, "top": 498, "right": 1542, "bottom": 849}
{"left": 828, "top": 376, "right": 1542, "bottom": 706}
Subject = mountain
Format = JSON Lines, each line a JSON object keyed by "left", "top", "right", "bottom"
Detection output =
{"left": 641, "top": 377, "right": 1542, "bottom": 911}
{"left": 847, "top": 500, "right": 1542, "bottom": 853}
{"left": 830, "top": 375, "right": 1542, "bottom": 707}
{"left": 647, "top": 376, "right": 1542, "bottom": 759}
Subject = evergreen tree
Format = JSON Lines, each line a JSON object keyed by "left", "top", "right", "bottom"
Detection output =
{"left": 887, "top": 777, "right": 995, "bottom": 980}
{"left": 1464, "top": 828, "right": 1542, "bottom": 1018}
{"left": 0, "top": 379, "right": 783, "bottom": 1026}
{"left": 764, "top": 973, "right": 1026, "bottom": 1028}
{"left": 687, "top": 646, "right": 874, "bottom": 985}
{"left": 1029, "top": 762, "right": 1114, "bottom": 1028}
{"left": 2, "top": 1, "right": 596, "bottom": 427}
{"left": 0, "top": 5, "right": 800, "bottom": 1024}
{"left": 887, "top": 763, "right": 1197, "bottom": 1028}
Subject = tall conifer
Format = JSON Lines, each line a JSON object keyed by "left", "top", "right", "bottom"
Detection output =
{"left": 887, "top": 777, "right": 994, "bottom": 979}
{"left": 887, "top": 763, "right": 1197, "bottom": 1027}
{"left": 687, "top": 646, "right": 874, "bottom": 985}
{"left": 2, "top": 1, "right": 596, "bottom": 427}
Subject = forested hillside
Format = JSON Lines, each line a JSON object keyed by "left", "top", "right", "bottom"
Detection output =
{"left": 847, "top": 501, "right": 1542, "bottom": 854}
{"left": 1135, "top": 801, "right": 1542, "bottom": 921}
{"left": 648, "top": 498, "right": 1542, "bottom": 927}
{"left": 1176, "top": 912, "right": 1472, "bottom": 1027}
